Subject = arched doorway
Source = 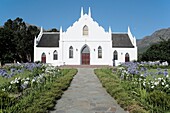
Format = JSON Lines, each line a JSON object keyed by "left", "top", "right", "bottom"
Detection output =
{"left": 125, "top": 53, "right": 130, "bottom": 62}
{"left": 41, "top": 53, "right": 46, "bottom": 63}
{"left": 81, "top": 45, "right": 90, "bottom": 65}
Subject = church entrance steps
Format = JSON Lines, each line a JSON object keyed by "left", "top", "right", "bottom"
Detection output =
{"left": 60, "top": 65, "right": 112, "bottom": 68}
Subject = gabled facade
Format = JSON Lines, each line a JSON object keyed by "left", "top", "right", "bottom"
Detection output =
{"left": 34, "top": 7, "right": 137, "bottom": 66}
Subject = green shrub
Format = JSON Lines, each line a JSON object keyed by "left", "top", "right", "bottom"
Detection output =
{"left": 147, "top": 90, "right": 170, "bottom": 113}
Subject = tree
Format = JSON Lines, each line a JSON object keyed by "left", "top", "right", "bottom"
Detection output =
{"left": 47, "top": 28, "right": 59, "bottom": 32}
{"left": 141, "top": 39, "right": 170, "bottom": 65}
{"left": 0, "top": 17, "right": 39, "bottom": 64}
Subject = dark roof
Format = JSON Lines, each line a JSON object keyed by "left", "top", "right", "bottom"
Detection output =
{"left": 37, "top": 33, "right": 60, "bottom": 47}
{"left": 112, "top": 34, "right": 134, "bottom": 48}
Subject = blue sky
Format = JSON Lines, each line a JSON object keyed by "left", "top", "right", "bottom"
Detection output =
{"left": 0, "top": 0, "right": 170, "bottom": 39}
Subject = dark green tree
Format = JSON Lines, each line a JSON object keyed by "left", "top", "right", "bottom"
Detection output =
{"left": 48, "top": 28, "right": 59, "bottom": 32}
{"left": 141, "top": 39, "right": 170, "bottom": 65}
{"left": 0, "top": 17, "right": 39, "bottom": 64}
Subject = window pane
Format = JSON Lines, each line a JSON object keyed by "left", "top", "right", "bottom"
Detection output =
{"left": 53, "top": 50, "right": 58, "bottom": 60}
{"left": 69, "top": 47, "right": 73, "bottom": 58}
{"left": 83, "top": 25, "right": 88, "bottom": 36}
{"left": 98, "top": 47, "right": 102, "bottom": 58}
{"left": 114, "top": 51, "right": 118, "bottom": 60}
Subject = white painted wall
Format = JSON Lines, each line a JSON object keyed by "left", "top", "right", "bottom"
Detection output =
{"left": 34, "top": 47, "right": 63, "bottom": 66}
{"left": 61, "top": 41, "right": 112, "bottom": 65}
{"left": 111, "top": 47, "right": 138, "bottom": 66}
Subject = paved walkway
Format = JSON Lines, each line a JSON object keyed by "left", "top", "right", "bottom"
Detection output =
{"left": 50, "top": 68, "right": 127, "bottom": 113}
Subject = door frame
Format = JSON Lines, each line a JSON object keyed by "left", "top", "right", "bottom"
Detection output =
{"left": 125, "top": 53, "right": 130, "bottom": 62}
{"left": 41, "top": 52, "right": 46, "bottom": 63}
{"left": 80, "top": 44, "right": 90, "bottom": 65}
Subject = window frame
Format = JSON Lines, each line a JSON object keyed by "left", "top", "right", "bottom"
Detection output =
{"left": 53, "top": 50, "right": 58, "bottom": 60}
{"left": 69, "top": 46, "right": 73, "bottom": 58}
{"left": 98, "top": 46, "right": 102, "bottom": 58}
{"left": 83, "top": 25, "right": 88, "bottom": 36}
{"left": 113, "top": 50, "right": 118, "bottom": 60}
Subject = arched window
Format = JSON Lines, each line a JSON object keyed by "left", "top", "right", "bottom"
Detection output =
{"left": 41, "top": 52, "right": 46, "bottom": 63}
{"left": 69, "top": 46, "right": 73, "bottom": 58}
{"left": 53, "top": 50, "right": 58, "bottom": 60}
{"left": 113, "top": 50, "right": 118, "bottom": 60}
{"left": 98, "top": 46, "right": 102, "bottom": 58}
{"left": 125, "top": 53, "right": 130, "bottom": 62}
{"left": 83, "top": 25, "right": 88, "bottom": 36}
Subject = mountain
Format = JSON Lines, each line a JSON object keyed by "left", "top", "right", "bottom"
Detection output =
{"left": 137, "top": 27, "right": 170, "bottom": 54}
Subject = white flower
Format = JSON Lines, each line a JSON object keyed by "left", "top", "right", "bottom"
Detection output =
{"left": 16, "top": 80, "right": 19, "bottom": 83}
{"left": 143, "top": 82, "right": 146, "bottom": 86}
{"left": 158, "top": 78, "right": 162, "bottom": 81}
{"left": 165, "top": 84, "right": 169, "bottom": 88}
{"left": 10, "top": 80, "right": 14, "bottom": 84}
{"left": 140, "top": 74, "right": 143, "bottom": 77}
{"left": 9, "top": 85, "right": 11, "bottom": 89}
{"left": 2, "top": 88, "right": 5, "bottom": 91}
{"left": 31, "top": 79, "right": 36, "bottom": 83}
{"left": 162, "top": 82, "right": 165, "bottom": 85}
{"left": 24, "top": 81, "right": 29, "bottom": 85}
{"left": 154, "top": 81, "right": 159, "bottom": 86}
{"left": 26, "top": 77, "right": 30, "bottom": 80}
{"left": 151, "top": 86, "right": 154, "bottom": 89}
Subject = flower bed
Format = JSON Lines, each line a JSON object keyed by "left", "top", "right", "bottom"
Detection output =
{"left": 0, "top": 63, "right": 77, "bottom": 113}
{"left": 95, "top": 62, "right": 170, "bottom": 113}
{"left": 117, "top": 62, "right": 170, "bottom": 113}
{"left": 94, "top": 68, "right": 147, "bottom": 113}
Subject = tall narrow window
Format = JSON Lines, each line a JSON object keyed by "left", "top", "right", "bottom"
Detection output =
{"left": 125, "top": 53, "right": 130, "bottom": 62}
{"left": 83, "top": 25, "right": 88, "bottom": 36}
{"left": 113, "top": 50, "right": 118, "bottom": 60}
{"left": 98, "top": 46, "right": 102, "bottom": 58}
{"left": 69, "top": 46, "right": 73, "bottom": 58}
{"left": 53, "top": 50, "right": 58, "bottom": 60}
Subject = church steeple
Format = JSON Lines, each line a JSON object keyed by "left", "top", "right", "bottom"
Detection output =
{"left": 81, "top": 7, "right": 84, "bottom": 17}
{"left": 88, "top": 7, "right": 91, "bottom": 17}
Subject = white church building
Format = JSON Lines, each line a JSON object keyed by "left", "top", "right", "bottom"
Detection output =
{"left": 34, "top": 8, "right": 137, "bottom": 66}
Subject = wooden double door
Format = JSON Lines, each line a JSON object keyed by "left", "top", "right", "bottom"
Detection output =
{"left": 81, "top": 45, "right": 90, "bottom": 65}
{"left": 81, "top": 53, "right": 90, "bottom": 65}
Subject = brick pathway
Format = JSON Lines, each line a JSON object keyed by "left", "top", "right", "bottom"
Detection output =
{"left": 50, "top": 68, "right": 127, "bottom": 113}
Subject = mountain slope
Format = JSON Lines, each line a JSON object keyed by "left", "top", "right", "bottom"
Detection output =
{"left": 137, "top": 28, "right": 170, "bottom": 53}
